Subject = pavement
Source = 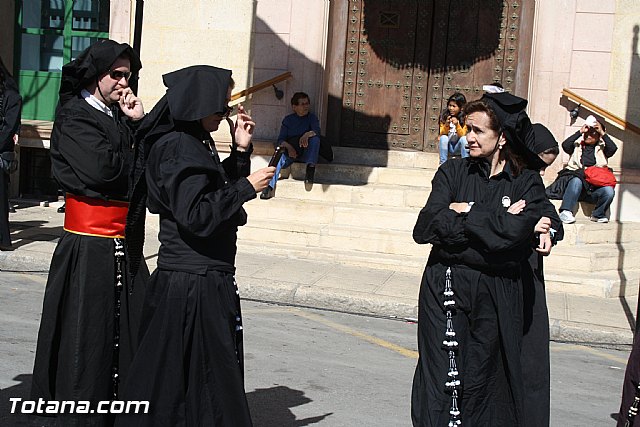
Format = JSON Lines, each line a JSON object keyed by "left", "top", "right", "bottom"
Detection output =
{"left": 1, "top": 199, "right": 637, "bottom": 348}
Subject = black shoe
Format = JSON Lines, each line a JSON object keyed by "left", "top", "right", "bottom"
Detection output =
{"left": 57, "top": 204, "right": 66, "bottom": 213}
{"left": 260, "top": 187, "right": 274, "bottom": 200}
{"left": 8, "top": 205, "right": 15, "bottom": 213}
{"left": 305, "top": 165, "right": 315, "bottom": 184}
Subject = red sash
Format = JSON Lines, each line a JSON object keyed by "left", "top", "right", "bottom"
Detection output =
{"left": 63, "top": 194, "right": 128, "bottom": 238}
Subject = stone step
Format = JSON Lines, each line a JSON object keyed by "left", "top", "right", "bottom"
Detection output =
{"left": 284, "top": 162, "right": 435, "bottom": 187}
{"left": 238, "top": 232, "right": 640, "bottom": 298}
{"left": 560, "top": 219, "right": 640, "bottom": 245}
{"left": 236, "top": 239, "right": 427, "bottom": 275}
{"left": 238, "top": 219, "right": 424, "bottom": 258}
{"left": 545, "top": 242, "right": 640, "bottom": 273}
{"left": 245, "top": 197, "right": 419, "bottom": 232}
{"left": 239, "top": 214, "right": 640, "bottom": 274}
{"left": 247, "top": 190, "right": 640, "bottom": 249}
{"left": 545, "top": 269, "right": 640, "bottom": 298}
{"left": 331, "top": 146, "right": 440, "bottom": 169}
{"left": 203, "top": 147, "right": 640, "bottom": 298}
{"left": 244, "top": 197, "right": 335, "bottom": 225}
{"left": 270, "top": 179, "right": 430, "bottom": 209}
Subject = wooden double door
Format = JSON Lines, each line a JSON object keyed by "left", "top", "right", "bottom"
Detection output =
{"left": 333, "top": 0, "right": 533, "bottom": 152}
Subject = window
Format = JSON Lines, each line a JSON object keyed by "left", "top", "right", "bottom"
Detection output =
{"left": 16, "top": 0, "right": 110, "bottom": 120}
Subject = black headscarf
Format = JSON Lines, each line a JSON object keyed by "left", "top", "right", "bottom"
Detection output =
{"left": 531, "top": 123, "right": 558, "bottom": 154}
{"left": 125, "top": 65, "right": 233, "bottom": 280}
{"left": 481, "top": 92, "right": 545, "bottom": 170}
{"left": 163, "top": 65, "right": 231, "bottom": 121}
{"left": 58, "top": 39, "right": 142, "bottom": 107}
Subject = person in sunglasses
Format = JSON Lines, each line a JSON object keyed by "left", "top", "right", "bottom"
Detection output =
{"left": 116, "top": 65, "right": 274, "bottom": 426}
{"left": 31, "top": 39, "right": 148, "bottom": 426}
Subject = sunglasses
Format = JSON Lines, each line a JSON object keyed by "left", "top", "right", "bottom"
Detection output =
{"left": 109, "top": 69, "right": 132, "bottom": 81}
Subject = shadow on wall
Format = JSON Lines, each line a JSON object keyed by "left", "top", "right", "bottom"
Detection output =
{"left": 623, "top": 24, "right": 640, "bottom": 170}
{"left": 616, "top": 24, "right": 640, "bottom": 326}
{"left": 361, "top": 0, "right": 502, "bottom": 72}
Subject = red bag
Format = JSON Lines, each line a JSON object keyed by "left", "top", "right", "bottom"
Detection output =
{"left": 584, "top": 166, "right": 617, "bottom": 188}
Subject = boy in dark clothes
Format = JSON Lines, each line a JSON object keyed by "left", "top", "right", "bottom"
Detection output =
{"left": 260, "top": 91, "right": 321, "bottom": 199}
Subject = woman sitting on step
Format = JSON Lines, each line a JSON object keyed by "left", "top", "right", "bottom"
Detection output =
{"left": 545, "top": 115, "right": 618, "bottom": 224}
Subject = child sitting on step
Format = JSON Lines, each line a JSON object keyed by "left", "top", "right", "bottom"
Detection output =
{"left": 438, "top": 92, "right": 468, "bottom": 165}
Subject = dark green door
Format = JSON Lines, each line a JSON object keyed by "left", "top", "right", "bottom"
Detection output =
{"left": 16, "top": 0, "right": 110, "bottom": 121}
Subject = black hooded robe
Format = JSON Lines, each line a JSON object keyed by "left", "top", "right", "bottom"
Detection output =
{"left": 31, "top": 40, "right": 147, "bottom": 427}
{"left": 116, "top": 124, "right": 256, "bottom": 427}
{"left": 0, "top": 62, "right": 22, "bottom": 246}
{"left": 411, "top": 157, "right": 545, "bottom": 426}
{"left": 520, "top": 200, "right": 563, "bottom": 427}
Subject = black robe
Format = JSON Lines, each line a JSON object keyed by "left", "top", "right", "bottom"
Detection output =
{"left": 0, "top": 75, "right": 22, "bottom": 246}
{"left": 116, "top": 125, "right": 256, "bottom": 427}
{"left": 520, "top": 200, "right": 563, "bottom": 427}
{"left": 31, "top": 96, "right": 147, "bottom": 426}
{"left": 618, "top": 335, "right": 640, "bottom": 426}
{"left": 411, "top": 157, "right": 545, "bottom": 426}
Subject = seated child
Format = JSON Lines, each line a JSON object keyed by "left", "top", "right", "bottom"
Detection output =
{"left": 438, "top": 92, "right": 468, "bottom": 165}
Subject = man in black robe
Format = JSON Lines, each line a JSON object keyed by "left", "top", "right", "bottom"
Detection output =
{"left": 0, "top": 57, "right": 22, "bottom": 249}
{"left": 116, "top": 65, "right": 274, "bottom": 426}
{"left": 31, "top": 39, "right": 147, "bottom": 426}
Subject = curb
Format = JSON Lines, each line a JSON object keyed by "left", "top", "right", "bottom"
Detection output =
{"left": 0, "top": 250, "right": 51, "bottom": 273}
{"left": 1, "top": 250, "right": 634, "bottom": 347}
{"left": 239, "top": 276, "right": 418, "bottom": 320}
{"left": 549, "top": 318, "right": 633, "bottom": 347}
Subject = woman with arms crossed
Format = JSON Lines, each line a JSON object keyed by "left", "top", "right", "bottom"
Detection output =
{"left": 411, "top": 94, "right": 547, "bottom": 426}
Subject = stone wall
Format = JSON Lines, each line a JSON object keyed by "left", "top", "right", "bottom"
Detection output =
{"left": 135, "top": 0, "right": 329, "bottom": 143}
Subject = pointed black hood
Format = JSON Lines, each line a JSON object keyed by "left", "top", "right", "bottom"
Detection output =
{"left": 162, "top": 65, "right": 232, "bottom": 122}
